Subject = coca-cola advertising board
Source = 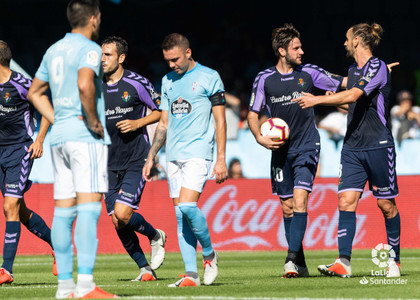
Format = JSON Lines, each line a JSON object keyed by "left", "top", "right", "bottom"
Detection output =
{"left": 1, "top": 176, "right": 419, "bottom": 254}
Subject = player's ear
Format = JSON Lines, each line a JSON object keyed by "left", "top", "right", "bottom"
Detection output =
{"left": 185, "top": 48, "right": 192, "bottom": 59}
{"left": 278, "top": 47, "right": 286, "bottom": 58}
{"left": 118, "top": 53, "right": 126, "bottom": 64}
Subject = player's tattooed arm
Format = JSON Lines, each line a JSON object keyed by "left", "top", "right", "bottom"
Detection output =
{"left": 143, "top": 110, "right": 168, "bottom": 181}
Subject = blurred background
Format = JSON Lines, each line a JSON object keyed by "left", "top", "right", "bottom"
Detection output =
{"left": 2, "top": 0, "right": 420, "bottom": 180}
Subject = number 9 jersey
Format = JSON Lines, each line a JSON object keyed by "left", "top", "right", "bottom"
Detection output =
{"left": 35, "top": 33, "right": 110, "bottom": 146}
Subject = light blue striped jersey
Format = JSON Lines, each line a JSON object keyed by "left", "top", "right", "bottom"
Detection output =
{"left": 160, "top": 62, "right": 224, "bottom": 161}
{"left": 35, "top": 33, "right": 110, "bottom": 146}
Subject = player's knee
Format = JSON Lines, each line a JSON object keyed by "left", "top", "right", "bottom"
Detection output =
{"left": 377, "top": 199, "right": 397, "bottom": 218}
{"left": 114, "top": 207, "right": 132, "bottom": 224}
{"left": 338, "top": 195, "right": 357, "bottom": 211}
{"left": 3, "top": 200, "right": 20, "bottom": 217}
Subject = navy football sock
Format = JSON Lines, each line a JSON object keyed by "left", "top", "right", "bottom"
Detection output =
{"left": 338, "top": 211, "right": 356, "bottom": 259}
{"left": 22, "top": 212, "right": 52, "bottom": 248}
{"left": 385, "top": 212, "right": 400, "bottom": 262}
{"left": 288, "top": 212, "right": 308, "bottom": 263}
{"left": 284, "top": 216, "right": 306, "bottom": 267}
{"left": 127, "top": 212, "right": 156, "bottom": 241}
{"left": 116, "top": 226, "right": 148, "bottom": 268}
{"left": 2, "top": 221, "right": 21, "bottom": 273}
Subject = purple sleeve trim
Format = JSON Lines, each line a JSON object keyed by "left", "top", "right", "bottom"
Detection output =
{"left": 123, "top": 74, "right": 159, "bottom": 110}
{"left": 249, "top": 69, "right": 275, "bottom": 112}
{"left": 302, "top": 64, "right": 343, "bottom": 92}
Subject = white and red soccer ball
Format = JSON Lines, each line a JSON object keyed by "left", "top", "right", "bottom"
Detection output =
{"left": 260, "top": 117, "right": 290, "bottom": 142}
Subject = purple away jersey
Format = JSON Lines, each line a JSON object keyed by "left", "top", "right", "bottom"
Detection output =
{"left": 103, "top": 69, "right": 160, "bottom": 170}
{"left": 0, "top": 71, "right": 35, "bottom": 146}
{"left": 249, "top": 64, "right": 343, "bottom": 152}
{"left": 344, "top": 56, "right": 394, "bottom": 150}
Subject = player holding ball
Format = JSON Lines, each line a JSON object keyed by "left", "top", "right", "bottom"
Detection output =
{"left": 247, "top": 23, "right": 344, "bottom": 278}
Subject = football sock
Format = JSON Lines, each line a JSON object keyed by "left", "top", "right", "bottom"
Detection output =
{"left": 127, "top": 212, "right": 156, "bottom": 240}
{"left": 288, "top": 212, "right": 308, "bottom": 258}
{"left": 51, "top": 206, "right": 77, "bottom": 280}
{"left": 178, "top": 202, "right": 214, "bottom": 257}
{"left": 74, "top": 202, "right": 101, "bottom": 275}
{"left": 284, "top": 216, "right": 306, "bottom": 267}
{"left": 338, "top": 211, "right": 356, "bottom": 260}
{"left": 1, "top": 221, "right": 21, "bottom": 273}
{"left": 175, "top": 206, "right": 198, "bottom": 273}
{"left": 203, "top": 251, "right": 215, "bottom": 261}
{"left": 116, "top": 226, "right": 148, "bottom": 268}
{"left": 76, "top": 274, "right": 95, "bottom": 297}
{"left": 186, "top": 271, "right": 199, "bottom": 279}
{"left": 22, "top": 211, "right": 52, "bottom": 248}
{"left": 385, "top": 211, "right": 401, "bottom": 262}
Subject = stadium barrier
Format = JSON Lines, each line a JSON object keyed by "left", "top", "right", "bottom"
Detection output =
{"left": 1, "top": 176, "right": 419, "bottom": 255}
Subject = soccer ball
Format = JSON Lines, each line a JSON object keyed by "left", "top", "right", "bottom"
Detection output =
{"left": 260, "top": 117, "right": 290, "bottom": 142}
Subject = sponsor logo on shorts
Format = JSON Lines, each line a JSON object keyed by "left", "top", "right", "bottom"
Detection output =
{"left": 298, "top": 180, "right": 310, "bottom": 186}
{"left": 118, "top": 189, "right": 135, "bottom": 200}
{"left": 171, "top": 97, "right": 192, "bottom": 118}
{"left": 372, "top": 185, "right": 390, "bottom": 192}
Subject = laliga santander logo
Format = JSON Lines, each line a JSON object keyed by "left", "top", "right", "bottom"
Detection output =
{"left": 371, "top": 243, "right": 396, "bottom": 268}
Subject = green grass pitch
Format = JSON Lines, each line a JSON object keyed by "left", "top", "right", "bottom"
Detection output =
{"left": 2, "top": 250, "right": 420, "bottom": 299}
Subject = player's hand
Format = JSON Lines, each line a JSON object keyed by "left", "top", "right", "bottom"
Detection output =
{"left": 387, "top": 62, "right": 399, "bottom": 72}
{"left": 256, "top": 135, "right": 285, "bottom": 150}
{"left": 211, "top": 159, "right": 228, "bottom": 184}
{"left": 293, "top": 92, "right": 317, "bottom": 109}
{"left": 116, "top": 119, "right": 140, "bottom": 133}
{"left": 142, "top": 158, "right": 154, "bottom": 182}
{"left": 78, "top": 116, "right": 104, "bottom": 139}
{"left": 28, "top": 140, "right": 43, "bottom": 159}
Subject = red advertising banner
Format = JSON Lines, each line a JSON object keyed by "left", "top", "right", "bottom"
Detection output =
{"left": 1, "top": 176, "right": 419, "bottom": 255}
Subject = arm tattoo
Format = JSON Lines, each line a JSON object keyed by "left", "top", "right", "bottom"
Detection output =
{"left": 147, "top": 127, "right": 167, "bottom": 160}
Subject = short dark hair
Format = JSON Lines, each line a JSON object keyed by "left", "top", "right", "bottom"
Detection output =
{"left": 101, "top": 36, "right": 128, "bottom": 57}
{"left": 161, "top": 33, "right": 190, "bottom": 51}
{"left": 350, "top": 23, "right": 383, "bottom": 51}
{"left": 271, "top": 23, "right": 300, "bottom": 58}
{"left": 0, "top": 40, "right": 12, "bottom": 67}
{"left": 67, "top": 0, "right": 100, "bottom": 29}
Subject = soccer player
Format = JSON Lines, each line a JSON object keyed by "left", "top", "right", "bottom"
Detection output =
{"left": 0, "top": 40, "right": 56, "bottom": 285}
{"left": 247, "top": 24, "right": 344, "bottom": 278}
{"left": 142, "top": 33, "right": 227, "bottom": 287}
{"left": 101, "top": 36, "right": 166, "bottom": 281}
{"left": 295, "top": 23, "right": 401, "bottom": 278}
{"left": 27, "top": 0, "right": 117, "bottom": 298}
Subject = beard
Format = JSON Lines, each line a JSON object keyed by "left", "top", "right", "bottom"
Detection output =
{"left": 285, "top": 53, "right": 301, "bottom": 68}
{"left": 345, "top": 46, "right": 354, "bottom": 58}
{"left": 92, "top": 25, "right": 100, "bottom": 41}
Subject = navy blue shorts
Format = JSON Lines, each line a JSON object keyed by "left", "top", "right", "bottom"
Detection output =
{"left": 271, "top": 147, "right": 319, "bottom": 198}
{"left": 104, "top": 163, "right": 146, "bottom": 215}
{"left": 0, "top": 142, "right": 33, "bottom": 198}
{"left": 338, "top": 147, "right": 399, "bottom": 198}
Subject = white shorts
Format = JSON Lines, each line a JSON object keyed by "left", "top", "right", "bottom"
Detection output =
{"left": 167, "top": 158, "right": 212, "bottom": 199}
{"left": 51, "top": 142, "right": 108, "bottom": 199}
